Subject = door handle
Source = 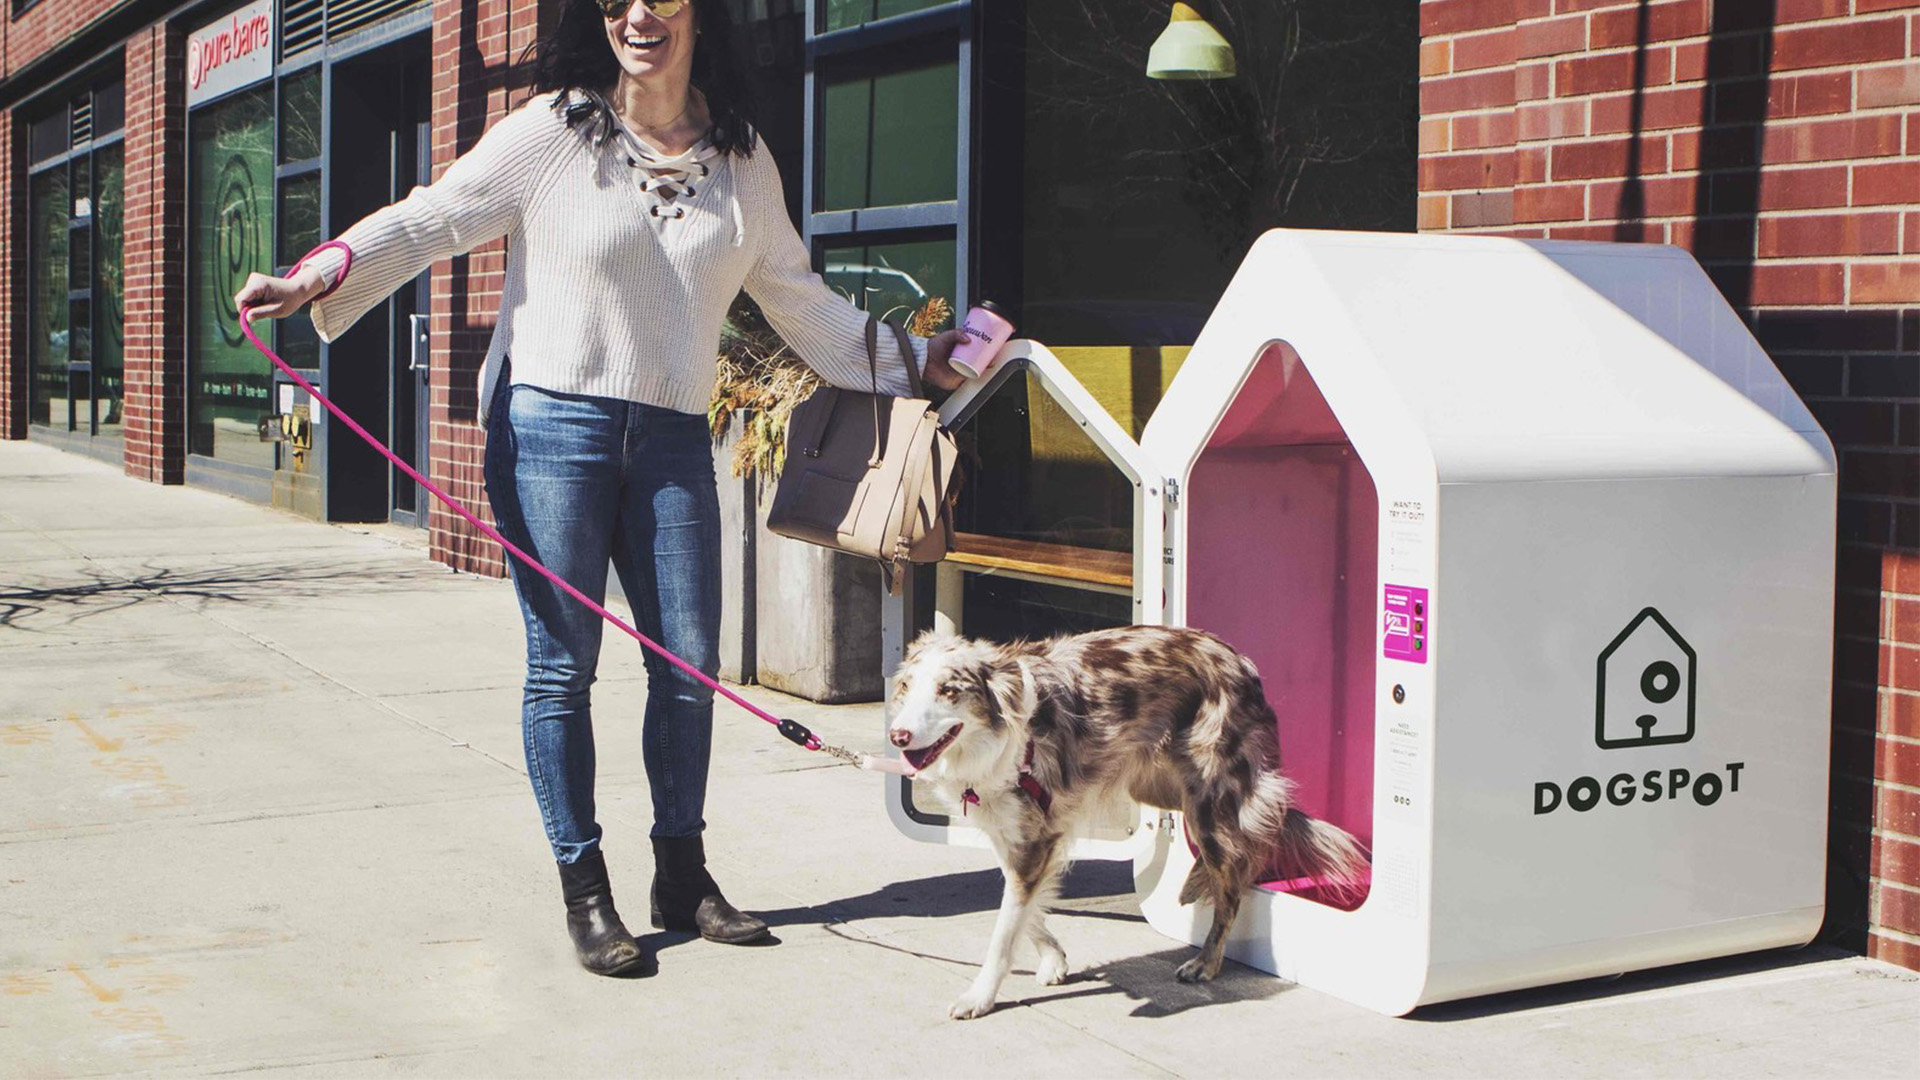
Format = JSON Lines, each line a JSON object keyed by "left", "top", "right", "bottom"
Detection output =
{"left": 408, "top": 314, "right": 430, "bottom": 378}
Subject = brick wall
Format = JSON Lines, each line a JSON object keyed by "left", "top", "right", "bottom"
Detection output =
{"left": 3, "top": 105, "right": 20, "bottom": 441}
{"left": 1420, "top": 0, "right": 1920, "bottom": 971}
{"left": 120, "top": 23, "right": 183, "bottom": 484}
{"left": 4, "top": 0, "right": 132, "bottom": 81}
{"left": 423, "top": 0, "right": 543, "bottom": 577}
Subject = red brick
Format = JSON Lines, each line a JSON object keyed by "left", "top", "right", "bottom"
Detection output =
{"left": 1420, "top": 118, "right": 1453, "bottom": 154}
{"left": 1455, "top": 27, "right": 1519, "bottom": 72}
{"left": 1420, "top": 151, "right": 1518, "bottom": 191}
{"left": 1889, "top": 690, "right": 1920, "bottom": 739}
{"left": 1514, "top": 183, "right": 1587, "bottom": 222}
{"left": 1419, "top": 193, "right": 1451, "bottom": 231}
{"left": 1853, "top": 161, "right": 1920, "bottom": 207}
{"left": 1452, "top": 190, "right": 1516, "bottom": 227}
{"left": 1888, "top": 551, "right": 1920, "bottom": 597}
{"left": 1552, "top": 135, "right": 1668, "bottom": 180}
{"left": 1557, "top": 51, "right": 1639, "bottom": 96}
{"left": 1755, "top": 166, "right": 1850, "bottom": 212}
{"left": 1453, "top": 110, "right": 1518, "bottom": 149}
{"left": 1869, "top": 931, "right": 1920, "bottom": 972}
{"left": 1588, "top": 0, "right": 1709, "bottom": 49}
{"left": 1423, "top": 0, "right": 1521, "bottom": 37}
{"left": 1892, "top": 597, "right": 1920, "bottom": 645}
{"left": 1518, "top": 100, "right": 1588, "bottom": 141}
{"left": 1423, "top": 68, "right": 1517, "bottom": 114}
{"left": 1812, "top": 399, "right": 1901, "bottom": 446}
{"left": 1589, "top": 174, "right": 1698, "bottom": 218}
{"left": 1859, "top": 63, "right": 1920, "bottom": 110}
{"left": 1591, "top": 85, "right": 1707, "bottom": 133}
{"left": 1771, "top": 19, "right": 1908, "bottom": 73}
{"left": 1892, "top": 642, "right": 1920, "bottom": 691}
{"left": 1761, "top": 115, "right": 1905, "bottom": 165}
{"left": 1518, "top": 15, "right": 1588, "bottom": 59}
{"left": 1858, "top": 0, "right": 1920, "bottom": 12}
{"left": 1881, "top": 880, "right": 1920, "bottom": 937}
{"left": 1519, "top": 144, "right": 1550, "bottom": 182}
{"left": 1421, "top": 40, "right": 1454, "bottom": 78}
{"left": 1554, "top": 0, "right": 1637, "bottom": 12}
{"left": 1777, "top": 0, "right": 1852, "bottom": 22}
{"left": 1846, "top": 451, "right": 1920, "bottom": 501}
{"left": 1854, "top": 263, "right": 1920, "bottom": 304}
{"left": 1745, "top": 262, "right": 1847, "bottom": 306}
{"left": 1879, "top": 732, "right": 1920, "bottom": 786}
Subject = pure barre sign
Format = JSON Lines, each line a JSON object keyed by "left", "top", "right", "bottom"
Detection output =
{"left": 186, "top": 0, "right": 274, "bottom": 107}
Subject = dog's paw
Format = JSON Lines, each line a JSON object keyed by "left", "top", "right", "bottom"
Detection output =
{"left": 1174, "top": 955, "right": 1219, "bottom": 984}
{"left": 948, "top": 987, "right": 999, "bottom": 1020}
{"left": 1034, "top": 949, "right": 1069, "bottom": 987}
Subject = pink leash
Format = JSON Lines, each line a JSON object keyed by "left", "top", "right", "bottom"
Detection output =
{"left": 242, "top": 242, "right": 912, "bottom": 776}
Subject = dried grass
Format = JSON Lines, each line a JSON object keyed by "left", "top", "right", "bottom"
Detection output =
{"left": 709, "top": 296, "right": 951, "bottom": 484}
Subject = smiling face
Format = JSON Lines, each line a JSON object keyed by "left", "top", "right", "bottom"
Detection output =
{"left": 601, "top": 0, "right": 697, "bottom": 88}
{"left": 885, "top": 634, "right": 1029, "bottom": 778}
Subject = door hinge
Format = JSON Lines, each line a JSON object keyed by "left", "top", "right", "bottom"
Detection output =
{"left": 1164, "top": 478, "right": 1180, "bottom": 508}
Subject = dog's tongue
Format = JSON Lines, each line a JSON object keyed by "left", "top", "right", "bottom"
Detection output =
{"left": 859, "top": 754, "right": 917, "bottom": 776}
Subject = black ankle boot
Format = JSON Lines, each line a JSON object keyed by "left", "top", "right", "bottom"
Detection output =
{"left": 650, "top": 834, "right": 770, "bottom": 944}
{"left": 557, "top": 851, "right": 650, "bottom": 977}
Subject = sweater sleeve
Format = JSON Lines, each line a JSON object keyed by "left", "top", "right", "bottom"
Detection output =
{"left": 305, "top": 98, "right": 564, "bottom": 342}
{"left": 740, "top": 142, "right": 929, "bottom": 398}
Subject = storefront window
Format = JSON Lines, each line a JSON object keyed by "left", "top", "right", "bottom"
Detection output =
{"left": 188, "top": 85, "right": 277, "bottom": 468}
{"left": 26, "top": 80, "right": 124, "bottom": 439}
{"left": 820, "top": 237, "right": 955, "bottom": 323}
{"left": 820, "top": 59, "right": 957, "bottom": 211}
{"left": 822, "top": 0, "right": 945, "bottom": 34}
{"left": 28, "top": 171, "right": 70, "bottom": 428}
{"left": 94, "top": 143, "right": 127, "bottom": 439}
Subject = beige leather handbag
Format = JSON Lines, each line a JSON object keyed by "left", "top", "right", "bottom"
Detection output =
{"left": 766, "top": 317, "right": 957, "bottom": 594}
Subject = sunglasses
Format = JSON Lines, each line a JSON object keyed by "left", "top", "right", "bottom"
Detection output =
{"left": 597, "top": 0, "right": 686, "bottom": 18}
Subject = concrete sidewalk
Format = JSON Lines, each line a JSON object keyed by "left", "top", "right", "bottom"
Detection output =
{"left": 1, "top": 440, "right": 1915, "bottom": 1079}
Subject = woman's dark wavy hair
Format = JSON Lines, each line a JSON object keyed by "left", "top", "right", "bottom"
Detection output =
{"left": 521, "top": 0, "right": 757, "bottom": 157}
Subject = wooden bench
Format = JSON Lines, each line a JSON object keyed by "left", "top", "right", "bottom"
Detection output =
{"left": 947, "top": 531, "right": 1133, "bottom": 591}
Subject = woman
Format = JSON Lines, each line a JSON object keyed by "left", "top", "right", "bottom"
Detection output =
{"left": 237, "top": 0, "right": 967, "bottom": 978}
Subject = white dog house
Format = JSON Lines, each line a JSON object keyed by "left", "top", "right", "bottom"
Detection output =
{"left": 886, "top": 229, "right": 1837, "bottom": 1016}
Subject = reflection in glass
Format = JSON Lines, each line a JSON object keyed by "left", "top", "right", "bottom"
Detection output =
{"left": 820, "top": 237, "right": 955, "bottom": 325}
{"left": 822, "top": 0, "right": 944, "bottom": 33}
{"left": 189, "top": 87, "right": 277, "bottom": 468}
{"left": 954, "top": 369, "right": 1134, "bottom": 555}
{"left": 94, "top": 143, "right": 126, "bottom": 437}
{"left": 28, "top": 169, "right": 70, "bottom": 427}
{"left": 821, "top": 60, "right": 957, "bottom": 210}
{"left": 279, "top": 67, "right": 323, "bottom": 164}
{"left": 990, "top": 1, "right": 1414, "bottom": 430}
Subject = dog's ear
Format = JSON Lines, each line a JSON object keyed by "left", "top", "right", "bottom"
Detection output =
{"left": 980, "top": 656, "right": 1037, "bottom": 731}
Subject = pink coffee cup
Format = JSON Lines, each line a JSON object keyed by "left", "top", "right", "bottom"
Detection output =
{"left": 947, "top": 301, "right": 1014, "bottom": 379}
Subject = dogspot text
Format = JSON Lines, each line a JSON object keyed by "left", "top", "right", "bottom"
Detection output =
{"left": 1534, "top": 763, "right": 1746, "bottom": 814}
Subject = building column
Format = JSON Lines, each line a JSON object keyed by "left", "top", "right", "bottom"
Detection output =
{"left": 2, "top": 107, "right": 22, "bottom": 441}
{"left": 122, "top": 23, "right": 187, "bottom": 485}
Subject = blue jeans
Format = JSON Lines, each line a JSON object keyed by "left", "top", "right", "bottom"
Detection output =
{"left": 483, "top": 382, "right": 722, "bottom": 864}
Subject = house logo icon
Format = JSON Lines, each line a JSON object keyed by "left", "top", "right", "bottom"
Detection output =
{"left": 1595, "top": 607, "right": 1696, "bottom": 749}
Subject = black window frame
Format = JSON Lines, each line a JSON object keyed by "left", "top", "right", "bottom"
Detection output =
{"left": 24, "top": 76, "right": 128, "bottom": 444}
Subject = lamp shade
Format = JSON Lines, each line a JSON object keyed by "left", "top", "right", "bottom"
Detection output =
{"left": 1147, "top": 3, "right": 1236, "bottom": 81}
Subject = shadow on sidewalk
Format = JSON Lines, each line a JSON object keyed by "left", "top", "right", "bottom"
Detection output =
{"left": 0, "top": 559, "right": 448, "bottom": 631}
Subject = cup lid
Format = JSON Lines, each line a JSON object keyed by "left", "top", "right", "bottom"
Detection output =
{"left": 973, "top": 300, "right": 1006, "bottom": 316}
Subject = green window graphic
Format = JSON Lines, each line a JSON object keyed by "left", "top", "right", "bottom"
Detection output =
{"left": 188, "top": 86, "right": 276, "bottom": 468}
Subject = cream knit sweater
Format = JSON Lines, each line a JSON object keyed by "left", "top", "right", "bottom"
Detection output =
{"left": 304, "top": 91, "right": 926, "bottom": 424}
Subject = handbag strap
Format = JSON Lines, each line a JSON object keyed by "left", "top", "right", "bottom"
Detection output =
{"left": 884, "top": 319, "right": 925, "bottom": 400}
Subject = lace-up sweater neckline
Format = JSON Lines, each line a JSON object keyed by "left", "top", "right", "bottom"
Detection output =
{"left": 299, "top": 90, "right": 926, "bottom": 424}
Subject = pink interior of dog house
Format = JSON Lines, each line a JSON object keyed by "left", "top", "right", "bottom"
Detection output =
{"left": 1185, "top": 342, "right": 1376, "bottom": 908}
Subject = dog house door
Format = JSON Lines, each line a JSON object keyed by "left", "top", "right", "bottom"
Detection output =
{"left": 883, "top": 340, "right": 1167, "bottom": 859}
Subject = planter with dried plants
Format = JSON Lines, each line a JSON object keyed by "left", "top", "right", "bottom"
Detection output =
{"left": 708, "top": 294, "right": 953, "bottom": 483}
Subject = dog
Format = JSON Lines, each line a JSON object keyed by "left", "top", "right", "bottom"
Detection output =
{"left": 886, "top": 625, "right": 1368, "bottom": 1020}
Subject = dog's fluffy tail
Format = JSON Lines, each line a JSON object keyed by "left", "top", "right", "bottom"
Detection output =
{"left": 1271, "top": 808, "right": 1370, "bottom": 900}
